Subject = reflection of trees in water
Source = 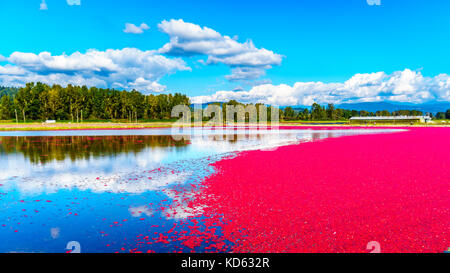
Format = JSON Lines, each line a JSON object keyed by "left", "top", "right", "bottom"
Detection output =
{"left": 205, "top": 133, "right": 264, "bottom": 143}
{"left": 0, "top": 135, "right": 188, "bottom": 164}
{"left": 311, "top": 132, "right": 334, "bottom": 141}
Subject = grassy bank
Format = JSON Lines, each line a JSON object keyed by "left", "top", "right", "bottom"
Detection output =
{"left": 281, "top": 120, "right": 349, "bottom": 124}
{"left": 0, "top": 120, "right": 448, "bottom": 131}
{"left": 0, "top": 120, "right": 176, "bottom": 131}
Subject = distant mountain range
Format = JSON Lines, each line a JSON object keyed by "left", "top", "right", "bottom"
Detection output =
{"left": 334, "top": 101, "right": 450, "bottom": 114}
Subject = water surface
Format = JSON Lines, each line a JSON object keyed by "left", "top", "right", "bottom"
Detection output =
{"left": 0, "top": 128, "right": 400, "bottom": 253}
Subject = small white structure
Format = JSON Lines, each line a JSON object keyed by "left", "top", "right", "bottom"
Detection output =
{"left": 350, "top": 116, "right": 432, "bottom": 124}
{"left": 45, "top": 120, "right": 56, "bottom": 124}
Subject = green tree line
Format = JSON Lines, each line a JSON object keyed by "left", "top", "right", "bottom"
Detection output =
{"left": 435, "top": 110, "right": 450, "bottom": 119}
{"left": 205, "top": 100, "right": 282, "bottom": 122}
{"left": 281, "top": 103, "right": 447, "bottom": 121}
{"left": 0, "top": 82, "right": 190, "bottom": 121}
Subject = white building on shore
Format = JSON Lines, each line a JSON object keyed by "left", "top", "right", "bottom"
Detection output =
{"left": 350, "top": 116, "right": 432, "bottom": 124}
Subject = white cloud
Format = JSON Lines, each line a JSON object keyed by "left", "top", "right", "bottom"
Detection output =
{"left": 129, "top": 206, "right": 153, "bottom": 217}
{"left": 128, "top": 77, "right": 166, "bottom": 93}
{"left": 123, "top": 23, "right": 150, "bottom": 34}
{"left": 0, "top": 64, "right": 27, "bottom": 75}
{"left": 1, "top": 169, "right": 192, "bottom": 195}
{"left": 158, "top": 19, "right": 282, "bottom": 82}
{"left": 67, "top": 0, "right": 81, "bottom": 5}
{"left": 50, "top": 227, "right": 60, "bottom": 239}
{"left": 191, "top": 69, "right": 450, "bottom": 106}
{"left": 0, "top": 19, "right": 281, "bottom": 92}
{"left": 226, "top": 67, "right": 267, "bottom": 82}
{"left": 0, "top": 48, "right": 190, "bottom": 93}
{"left": 40, "top": 0, "right": 48, "bottom": 10}
{"left": 159, "top": 19, "right": 221, "bottom": 41}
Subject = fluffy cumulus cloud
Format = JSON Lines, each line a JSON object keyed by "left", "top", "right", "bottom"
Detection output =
{"left": 158, "top": 19, "right": 282, "bottom": 82}
{"left": 40, "top": 0, "right": 48, "bottom": 10}
{"left": 0, "top": 48, "right": 190, "bottom": 93}
{"left": 67, "top": 0, "right": 81, "bottom": 6}
{"left": 191, "top": 69, "right": 450, "bottom": 106}
{"left": 41, "top": 0, "right": 80, "bottom": 10}
{"left": 225, "top": 67, "right": 267, "bottom": 81}
{"left": 123, "top": 23, "right": 150, "bottom": 34}
{"left": 3, "top": 18, "right": 449, "bottom": 104}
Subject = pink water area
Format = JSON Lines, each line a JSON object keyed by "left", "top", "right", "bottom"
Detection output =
{"left": 192, "top": 127, "right": 449, "bottom": 253}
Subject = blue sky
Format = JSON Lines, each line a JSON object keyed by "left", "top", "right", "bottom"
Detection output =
{"left": 0, "top": 0, "right": 449, "bottom": 105}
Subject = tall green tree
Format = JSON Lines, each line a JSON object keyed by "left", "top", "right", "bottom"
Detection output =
{"left": 311, "top": 103, "right": 327, "bottom": 120}
{"left": 0, "top": 95, "right": 13, "bottom": 120}
{"left": 283, "top": 106, "right": 295, "bottom": 119}
{"left": 326, "top": 104, "right": 337, "bottom": 120}
{"left": 435, "top": 112, "right": 446, "bottom": 119}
